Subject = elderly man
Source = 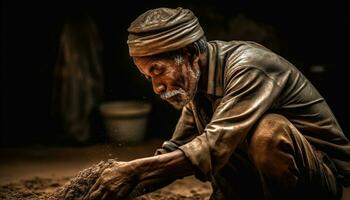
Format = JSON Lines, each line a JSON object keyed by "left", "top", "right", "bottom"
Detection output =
{"left": 85, "top": 7, "right": 349, "bottom": 200}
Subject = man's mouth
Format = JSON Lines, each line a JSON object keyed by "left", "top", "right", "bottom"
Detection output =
{"left": 160, "top": 89, "right": 185, "bottom": 100}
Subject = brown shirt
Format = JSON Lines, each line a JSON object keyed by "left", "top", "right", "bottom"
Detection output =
{"left": 162, "top": 40, "right": 350, "bottom": 185}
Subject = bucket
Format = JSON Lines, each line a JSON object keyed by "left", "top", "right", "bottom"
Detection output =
{"left": 99, "top": 101, "right": 151, "bottom": 143}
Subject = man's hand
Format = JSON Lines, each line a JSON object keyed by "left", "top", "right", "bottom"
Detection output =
{"left": 84, "top": 150, "right": 196, "bottom": 199}
{"left": 84, "top": 162, "right": 138, "bottom": 200}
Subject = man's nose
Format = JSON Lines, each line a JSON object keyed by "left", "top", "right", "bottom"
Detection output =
{"left": 153, "top": 83, "right": 166, "bottom": 94}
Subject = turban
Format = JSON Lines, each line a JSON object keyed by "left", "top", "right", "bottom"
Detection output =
{"left": 127, "top": 7, "right": 204, "bottom": 57}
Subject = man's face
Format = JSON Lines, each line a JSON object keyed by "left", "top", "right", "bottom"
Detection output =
{"left": 133, "top": 53, "right": 200, "bottom": 110}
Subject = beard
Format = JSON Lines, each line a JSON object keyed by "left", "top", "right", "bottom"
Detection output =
{"left": 161, "top": 88, "right": 191, "bottom": 110}
{"left": 160, "top": 66, "right": 200, "bottom": 110}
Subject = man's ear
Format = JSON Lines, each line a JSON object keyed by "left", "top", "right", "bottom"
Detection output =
{"left": 192, "top": 55, "right": 199, "bottom": 65}
{"left": 182, "top": 45, "right": 198, "bottom": 62}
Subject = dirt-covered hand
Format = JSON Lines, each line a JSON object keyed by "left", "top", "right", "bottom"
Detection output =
{"left": 84, "top": 161, "right": 138, "bottom": 200}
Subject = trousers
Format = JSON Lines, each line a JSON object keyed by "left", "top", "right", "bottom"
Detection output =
{"left": 210, "top": 113, "right": 342, "bottom": 200}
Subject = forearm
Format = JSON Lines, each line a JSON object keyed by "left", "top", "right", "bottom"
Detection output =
{"left": 125, "top": 150, "right": 195, "bottom": 198}
{"left": 132, "top": 149, "right": 195, "bottom": 183}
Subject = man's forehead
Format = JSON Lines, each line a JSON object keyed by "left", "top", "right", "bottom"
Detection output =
{"left": 134, "top": 56, "right": 170, "bottom": 66}
{"left": 133, "top": 56, "right": 153, "bottom": 66}
{"left": 133, "top": 57, "right": 157, "bottom": 74}
{"left": 133, "top": 56, "right": 179, "bottom": 74}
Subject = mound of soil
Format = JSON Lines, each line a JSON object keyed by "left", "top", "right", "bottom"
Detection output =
{"left": 0, "top": 159, "right": 211, "bottom": 200}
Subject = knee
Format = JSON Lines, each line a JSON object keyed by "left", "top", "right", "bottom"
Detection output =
{"left": 248, "top": 114, "right": 293, "bottom": 172}
{"left": 252, "top": 113, "right": 290, "bottom": 139}
{"left": 248, "top": 114, "right": 301, "bottom": 187}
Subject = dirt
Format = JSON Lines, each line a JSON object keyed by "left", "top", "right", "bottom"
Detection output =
{"left": 0, "top": 159, "right": 212, "bottom": 200}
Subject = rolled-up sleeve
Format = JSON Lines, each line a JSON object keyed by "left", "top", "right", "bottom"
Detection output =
{"left": 179, "top": 66, "right": 286, "bottom": 178}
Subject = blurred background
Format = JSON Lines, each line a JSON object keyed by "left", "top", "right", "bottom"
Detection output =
{"left": 1, "top": 0, "right": 348, "bottom": 146}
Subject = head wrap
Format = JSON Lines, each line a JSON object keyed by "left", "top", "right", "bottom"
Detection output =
{"left": 127, "top": 7, "right": 204, "bottom": 57}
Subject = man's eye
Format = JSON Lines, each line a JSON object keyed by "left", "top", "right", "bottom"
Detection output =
{"left": 153, "top": 68, "right": 163, "bottom": 76}
{"left": 144, "top": 75, "right": 151, "bottom": 81}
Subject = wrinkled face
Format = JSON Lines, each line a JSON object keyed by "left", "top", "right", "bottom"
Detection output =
{"left": 133, "top": 53, "right": 200, "bottom": 110}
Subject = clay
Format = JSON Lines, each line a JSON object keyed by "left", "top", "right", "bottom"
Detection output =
{"left": 0, "top": 159, "right": 116, "bottom": 200}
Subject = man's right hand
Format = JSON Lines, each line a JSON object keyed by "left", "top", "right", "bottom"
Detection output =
{"left": 84, "top": 161, "right": 138, "bottom": 200}
{"left": 84, "top": 150, "right": 196, "bottom": 200}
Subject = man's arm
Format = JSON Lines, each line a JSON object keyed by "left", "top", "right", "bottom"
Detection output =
{"left": 84, "top": 150, "right": 195, "bottom": 200}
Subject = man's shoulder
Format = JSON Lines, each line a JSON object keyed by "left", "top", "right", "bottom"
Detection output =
{"left": 206, "top": 40, "right": 291, "bottom": 95}
{"left": 208, "top": 40, "right": 272, "bottom": 52}
{"left": 209, "top": 40, "right": 277, "bottom": 65}
{"left": 217, "top": 40, "right": 294, "bottom": 87}
{"left": 216, "top": 40, "right": 287, "bottom": 72}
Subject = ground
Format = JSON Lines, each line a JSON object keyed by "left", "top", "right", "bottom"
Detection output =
{"left": 0, "top": 139, "right": 349, "bottom": 199}
{"left": 0, "top": 139, "right": 211, "bottom": 199}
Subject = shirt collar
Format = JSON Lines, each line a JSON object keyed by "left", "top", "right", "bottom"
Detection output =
{"left": 204, "top": 42, "right": 224, "bottom": 97}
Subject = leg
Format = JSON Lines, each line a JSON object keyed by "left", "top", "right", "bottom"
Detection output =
{"left": 249, "top": 113, "right": 341, "bottom": 200}
{"left": 212, "top": 146, "right": 265, "bottom": 200}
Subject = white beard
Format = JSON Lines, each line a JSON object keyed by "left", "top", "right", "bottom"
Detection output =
{"left": 161, "top": 66, "right": 200, "bottom": 110}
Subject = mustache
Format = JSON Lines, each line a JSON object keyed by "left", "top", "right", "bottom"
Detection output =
{"left": 160, "top": 89, "right": 186, "bottom": 99}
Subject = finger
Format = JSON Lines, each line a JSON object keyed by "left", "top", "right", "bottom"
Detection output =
{"left": 85, "top": 178, "right": 101, "bottom": 198}
{"left": 116, "top": 185, "right": 132, "bottom": 199}
{"left": 101, "top": 192, "right": 108, "bottom": 200}
{"left": 101, "top": 186, "right": 121, "bottom": 200}
{"left": 101, "top": 192, "right": 110, "bottom": 200}
{"left": 87, "top": 185, "right": 104, "bottom": 200}
{"left": 100, "top": 184, "right": 119, "bottom": 200}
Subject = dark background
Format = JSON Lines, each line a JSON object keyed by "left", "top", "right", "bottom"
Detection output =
{"left": 1, "top": 0, "right": 348, "bottom": 146}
